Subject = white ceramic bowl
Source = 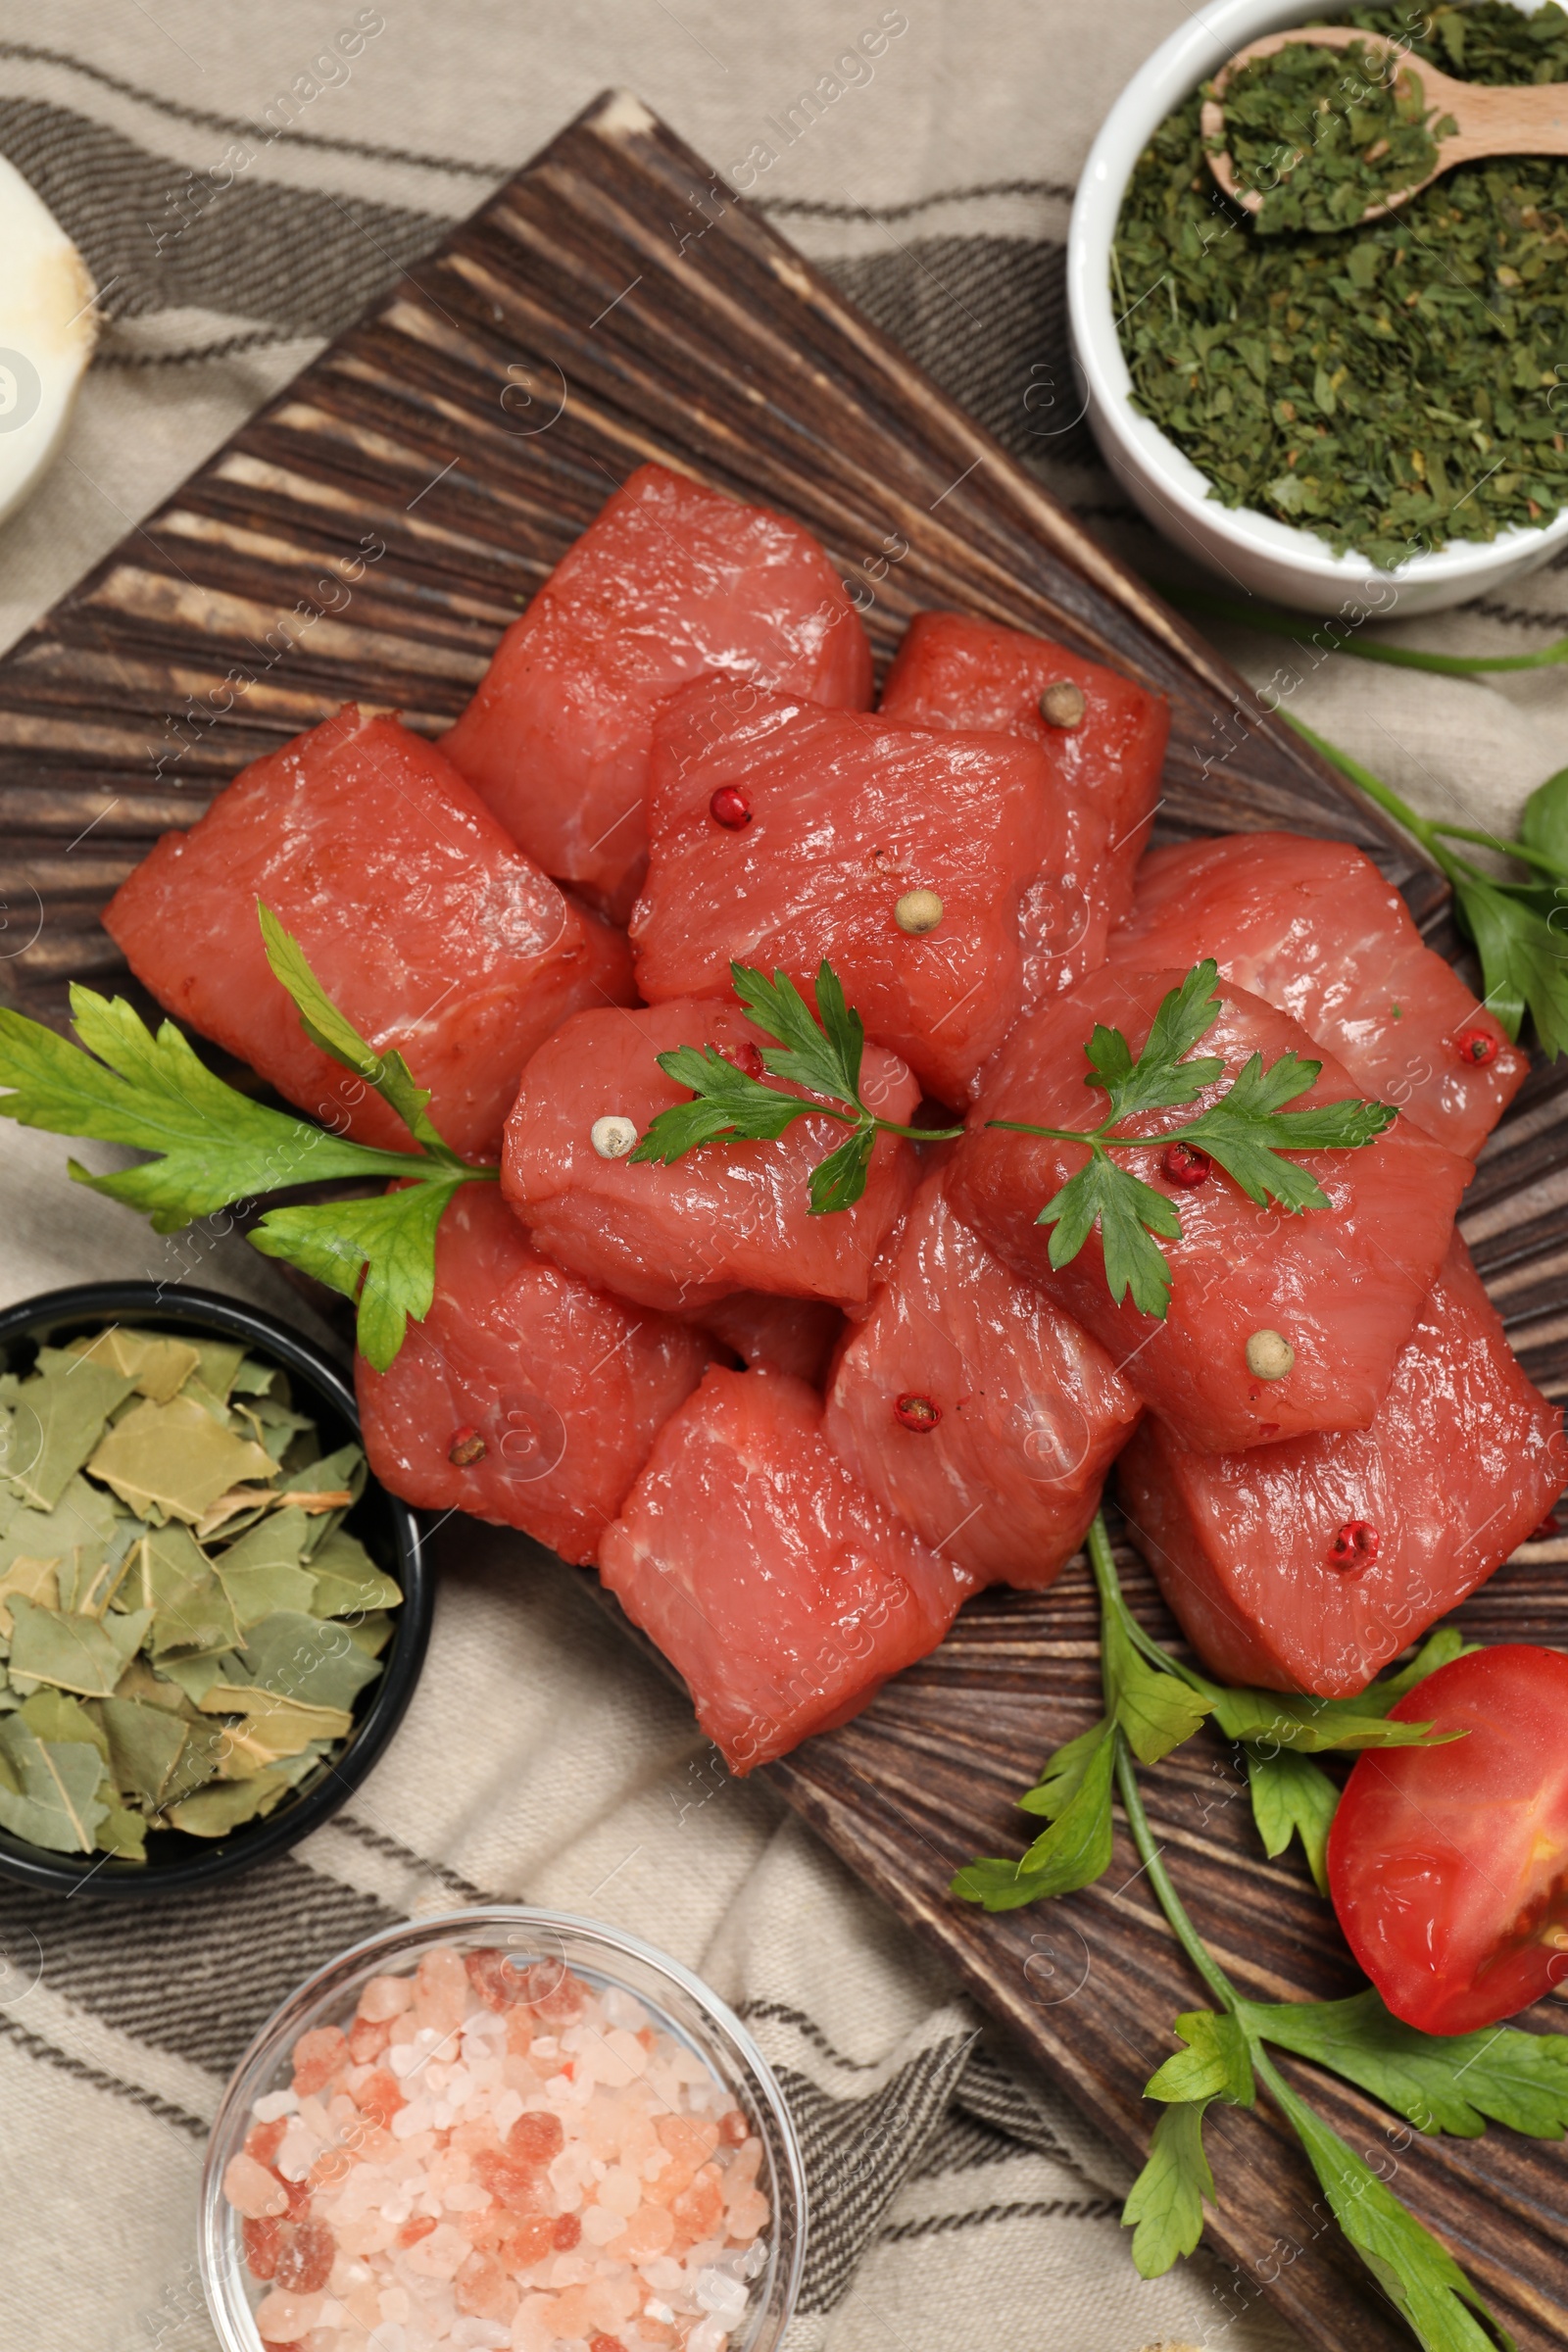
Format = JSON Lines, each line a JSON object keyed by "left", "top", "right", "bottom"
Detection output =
{"left": 1067, "top": 0, "right": 1568, "bottom": 615}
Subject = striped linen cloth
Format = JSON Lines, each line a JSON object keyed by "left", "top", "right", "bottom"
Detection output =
{"left": 0, "top": 6, "right": 1561, "bottom": 2350}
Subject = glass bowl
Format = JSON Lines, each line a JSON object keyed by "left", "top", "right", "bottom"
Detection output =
{"left": 200, "top": 1907, "right": 808, "bottom": 2352}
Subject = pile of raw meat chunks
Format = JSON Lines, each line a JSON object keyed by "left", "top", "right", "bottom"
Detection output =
{"left": 106, "top": 465, "right": 1563, "bottom": 1771}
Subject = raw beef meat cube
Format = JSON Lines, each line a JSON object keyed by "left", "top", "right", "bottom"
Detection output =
{"left": 630, "top": 681, "right": 1064, "bottom": 1103}
{"left": 948, "top": 966, "right": 1471, "bottom": 1452}
{"left": 599, "top": 1364, "right": 975, "bottom": 1769}
{"left": 1110, "top": 831, "right": 1526, "bottom": 1159}
{"left": 696, "top": 1293, "right": 845, "bottom": 1386}
{"left": 502, "top": 998, "right": 920, "bottom": 1313}
{"left": 825, "top": 1174, "right": 1141, "bottom": 1587}
{"left": 878, "top": 609, "right": 1169, "bottom": 1002}
{"left": 356, "top": 1188, "right": 712, "bottom": 1565}
{"left": 1117, "top": 1234, "right": 1564, "bottom": 1693}
{"left": 441, "top": 463, "right": 873, "bottom": 916}
{"left": 104, "top": 706, "right": 635, "bottom": 1162}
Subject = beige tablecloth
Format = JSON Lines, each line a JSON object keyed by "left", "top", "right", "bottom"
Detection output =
{"left": 2, "top": 8, "right": 1564, "bottom": 2351}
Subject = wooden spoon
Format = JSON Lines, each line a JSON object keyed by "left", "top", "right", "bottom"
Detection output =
{"left": 1202, "top": 24, "right": 1568, "bottom": 224}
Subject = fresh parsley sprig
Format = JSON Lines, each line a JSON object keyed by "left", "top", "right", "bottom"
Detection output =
{"left": 636, "top": 958, "right": 1394, "bottom": 1317}
{"left": 955, "top": 1517, "right": 1551, "bottom": 2347}
{"left": 1287, "top": 712, "right": 1568, "bottom": 1060}
{"left": 0, "top": 903, "right": 498, "bottom": 1371}
{"left": 989, "top": 959, "right": 1396, "bottom": 1317}
{"left": 631, "top": 961, "right": 964, "bottom": 1214}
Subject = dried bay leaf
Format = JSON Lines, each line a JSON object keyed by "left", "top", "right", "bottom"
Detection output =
{"left": 198, "top": 1680, "right": 354, "bottom": 1756}
{"left": 103, "top": 1606, "right": 153, "bottom": 1665}
{"left": 127, "top": 1525, "right": 240, "bottom": 1660}
{"left": 156, "top": 1650, "right": 234, "bottom": 1707}
{"left": 7, "top": 1362, "right": 138, "bottom": 1510}
{"left": 234, "top": 1396, "right": 316, "bottom": 1467}
{"left": 0, "top": 1476, "right": 121, "bottom": 1586}
{"left": 343, "top": 1612, "right": 395, "bottom": 1658}
{"left": 187, "top": 1340, "right": 246, "bottom": 1404}
{"left": 308, "top": 1530, "right": 401, "bottom": 1619}
{"left": 93, "top": 1791, "right": 148, "bottom": 1859}
{"left": 169, "top": 1769, "right": 291, "bottom": 1838}
{"left": 0, "top": 1557, "right": 59, "bottom": 1639}
{"left": 111, "top": 1654, "right": 198, "bottom": 1717}
{"left": 229, "top": 1357, "right": 281, "bottom": 1398}
{"left": 0, "top": 1718, "right": 108, "bottom": 1851}
{"left": 238, "top": 1610, "right": 380, "bottom": 1711}
{"left": 8, "top": 1595, "right": 129, "bottom": 1698}
{"left": 101, "top": 1695, "right": 193, "bottom": 1808}
{"left": 88, "top": 1396, "right": 274, "bottom": 1524}
{"left": 56, "top": 1327, "right": 201, "bottom": 1404}
{"left": 18, "top": 1687, "right": 109, "bottom": 1763}
{"left": 214, "top": 1507, "right": 317, "bottom": 1628}
{"left": 281, "top": 1444, "right": 365, "bottom": 1557}
{"left": 180, "top": 1376, "right": 238, "bottom": 1430}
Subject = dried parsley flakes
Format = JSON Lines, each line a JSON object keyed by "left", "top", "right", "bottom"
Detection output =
{"left": 1113, "top": 1, "right": 1568, "bottom": 565}
{"left": 1219, "top": 39, "right": 1449, "bottom": 233}
{"left": 0, "top": 1323, "right": 401, "bottom": 1859}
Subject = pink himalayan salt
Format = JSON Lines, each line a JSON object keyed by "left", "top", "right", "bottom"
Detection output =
{"left": 225, "top": 1945, "right": 771, "bottom": 2350}
{"left": 360, "top": 1972, "right": 416, "bottom": 2022}
{"left": 290, "top": 2024, "right": 348, "bottom": 2096}
{"left": 252, "top": 2285, "right": 321, "bottom": 2340}
{"left": 222, "top": 2152, "right": 288, "bottom": 2220}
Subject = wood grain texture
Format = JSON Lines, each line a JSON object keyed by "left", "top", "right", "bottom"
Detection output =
{"left": 0, "top": 87, "right": 1563, "bottom": 2352}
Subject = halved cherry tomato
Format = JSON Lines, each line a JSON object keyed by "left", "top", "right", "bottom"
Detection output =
{"left": 1328, "top": 1644, "right": 1568, "bottom": 2034}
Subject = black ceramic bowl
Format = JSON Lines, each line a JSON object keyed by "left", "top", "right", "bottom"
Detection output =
{"left": 0, "top": 1282, "right": 429, "bottom": 1896}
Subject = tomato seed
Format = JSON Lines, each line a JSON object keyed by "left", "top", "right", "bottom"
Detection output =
{"left": 448, "top": 1426, "right": 486, "bottom": 1466}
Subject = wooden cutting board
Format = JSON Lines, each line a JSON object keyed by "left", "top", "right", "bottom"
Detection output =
{"left": 2, "top": 88, "right": 1564, "bottom": 2352}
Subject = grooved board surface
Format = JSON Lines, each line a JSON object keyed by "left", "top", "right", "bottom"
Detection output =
{"left": 1, "top": 89, "right": 1564, "bottom": 2352}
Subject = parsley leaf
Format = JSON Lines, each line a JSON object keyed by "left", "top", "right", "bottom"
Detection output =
{"left": 1248, "top": 1990, "right": 1568, "bottom": 2140}
{"left": 1266, "top": 2067, "right": 1507, "bottom": 2352}
{"left": 252, "top": 1183, "right": 459, "bottom": 1373}
{"left": 256, "top": 902, "right": 464, "bottom": 1164}
{"left": 731, "top": 962, "right": 860, "bottom": 1104}
{"left": 808, "top": 1126, "right": 879, "bottom": 1215}
{"left": 965, "top": 1516, "right": 1516, "bottom": 2342}
{"left": 1450, "top": 867, "right": 1568, "bottom": 1055}
{"left": 1121, "top": 2101, "right": 1216, "bottom": 2278}
{"left": 635, "top": 956, "right": 1389, "bottom": 1279}
{"left": 1086, "top": 958, "right": 1225, "bottom": 1120}
{"left": 0, "top": 951, "right": 496, "bottom": 1373}
{"left": 1103, "top": 1606, "right": 1213, "bottom": 1764}
{"left": 0, "top": 986, "right": 416, "bottom": 1232}
{"left": 1204, "top": 1681, "right": 1458, "bottom": 1754}
{"left": 1016, "top": 1720, "right": 1111, "bottom": 1820}
{"left": 951, "top": 1719, "right": 1115, "bottom": 1911}
{"left": 1245, "top": 1746, "right": 1340, "bottom": 1893}
{"left": 633, "top": 961, "right": 961, "bottom": 1211}
{"left": 1177, "top": 1049, "right": 1396, "bottom": 1211}
{"left": 631, "top": 1047, "right": 818, "bottom": 1163}
{"left": 1039, "top": 1156, "right": 1181, "bottom": 1317}
{"left": 1145, "top": 2009, "right": 1255, "bottom": 2109}
{"left": 1002, "top": 960, "right": 1393, "bottom": 1319}
{"left": 1286, "top": 710, "right": 1568, "bottom": 1061}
